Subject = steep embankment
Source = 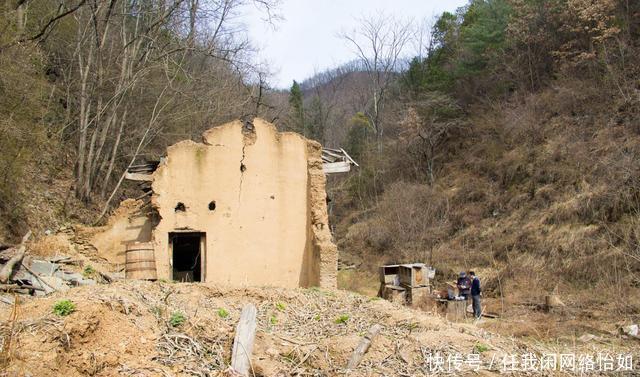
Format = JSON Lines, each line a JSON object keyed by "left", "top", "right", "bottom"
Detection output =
{"left": 0, "top": 34, "right": 102, "bottom": 243}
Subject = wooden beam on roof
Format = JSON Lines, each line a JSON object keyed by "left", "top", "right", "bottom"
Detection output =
{"left": 323, "top": 161, "right": 351, "bottom": 174}
{"left": 340, "top": 148, "right": 359, "bottom": 167}
{"left": 322, "top": 149, "right": 344, "bottom": 159}
{"left": 125, "top": 172, "right": 153, "bottom": 181}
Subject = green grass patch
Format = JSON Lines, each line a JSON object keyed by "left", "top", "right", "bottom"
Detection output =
{"left": 334, "top": 314, "right": 350, "bottom": 324}
{"left": 169, "top": 312, "right": 186, "bottom": 327}
{"left": 474, "top": 343, "right": 490, "bottom": 353}
{"left": 82, "top": 265, "right": 96, "bottom": 278}
{"left": 53, "top": 300, "right": 76, "bottom": 316}
{"left": 217, "top": 308, "right": 229, "bottom": 318}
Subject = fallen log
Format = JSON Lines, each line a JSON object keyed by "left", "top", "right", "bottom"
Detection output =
{"left": 230, "top": 304, "right": 257, "bottom": 377}
{"left": 346, "top": 324, "right": 382, "bottom": 370}
{"left": 0, "top": 283, "right": 44, "bottom": 291}
{"left": 0, "top": 231, "right": 31, "bottom": 284}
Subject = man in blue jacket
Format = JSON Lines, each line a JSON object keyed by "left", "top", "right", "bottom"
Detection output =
{"left": 469, "top": 271, "right": 482, "bottom": 319}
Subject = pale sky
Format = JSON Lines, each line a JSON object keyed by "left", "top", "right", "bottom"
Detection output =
{"left": 243, "top": 0, "right": 469, "bottom": 89}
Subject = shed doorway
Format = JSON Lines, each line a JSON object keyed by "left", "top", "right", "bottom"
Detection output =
{"left": 170, "top": 232, "right": 205, "bottom": 282}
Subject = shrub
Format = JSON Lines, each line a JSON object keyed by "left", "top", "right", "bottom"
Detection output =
{"left": 275, "top": 302, "right": 286, "bottom": 312}
{"left": 83, "top": 265, "right": 96, "bottom": 277}
{"left": 474, "top": 343, "right": 490, "bottom": 353}
{"left": 334, "top": 314, "right": 350, "bottom": 324}
{"left": 53, "top": 300, "right": 76, "bottom": 316}
{"left": 217, "top": 308, "right": 229, "bottom": 318}
{"left": 169, "top": 312, "right": 186, "bottom": 327}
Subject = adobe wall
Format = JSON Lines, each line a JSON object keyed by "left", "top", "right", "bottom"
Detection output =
{"left": 150, "top": 118, "right": 337, "bottom": 288}
{"left": 78, "top": 199, "right": 152, "bottom": 266}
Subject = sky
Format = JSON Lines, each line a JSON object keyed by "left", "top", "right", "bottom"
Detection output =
{"left": 242, "top": 0, "right": 469, "bottom": 89}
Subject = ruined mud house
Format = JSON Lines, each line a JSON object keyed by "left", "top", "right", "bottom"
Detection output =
{"left": 92, "top": 118, "right": 347, "bottom": 289}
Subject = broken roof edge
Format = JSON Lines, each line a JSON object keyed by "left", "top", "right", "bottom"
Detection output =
{"left": 201, "top": 118, "right": 310, "bottom": 146}
{"left": 125, "top": 118, "right": 358, "bottom": 182}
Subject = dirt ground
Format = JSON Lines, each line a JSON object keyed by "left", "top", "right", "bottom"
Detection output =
{"left": 1, "top": 231, "right": 637, "bottom": 376}
{"left": 1, "top": 281, "right": 638, "bottom": 376}
{"left": 337, "top": 269, "right": 640, "bottom": 343}
{"left": 0, "top": 280, "right": 578, "bottom": 376}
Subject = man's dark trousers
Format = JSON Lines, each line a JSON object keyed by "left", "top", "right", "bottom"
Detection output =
{"left": 472, "top": 295, "right": 481, "bottom": 319}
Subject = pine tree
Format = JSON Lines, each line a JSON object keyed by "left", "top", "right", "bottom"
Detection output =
{"left": 306, "top": 95, "right": 325, "bottom": 143}
{"left": 288, "top": 80, "right": 305, "bottom": 135}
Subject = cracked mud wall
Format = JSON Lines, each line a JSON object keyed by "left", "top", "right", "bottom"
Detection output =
{"left": 150, "top": 118, "right": 337, "bottom": 288}
{"left": 306, "top": 141, "right": 338, "bottom": 289}
{"left": 79, "top": 199, "right": 152, "bottom": 265}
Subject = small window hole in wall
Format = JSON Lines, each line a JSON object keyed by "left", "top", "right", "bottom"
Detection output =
{"left": 208, "top": 201, "right": 216, "bottom": 211}
{"left": 240, "top": 163, "right": 246, "bottom": 172}
{"left": 175, "top": 202, "right": 186, "bottom": 212}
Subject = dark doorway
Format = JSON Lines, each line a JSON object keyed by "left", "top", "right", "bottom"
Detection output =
{"left": 170, "top": 233, "right": 204, "bottom": 282}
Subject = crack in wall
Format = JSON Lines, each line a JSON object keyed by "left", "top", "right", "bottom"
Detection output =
{"left": 238, "top": 142, "right": 247, "bottom": 205}
{"left": 238, "top": 120, "right": 256, "bottom": 206}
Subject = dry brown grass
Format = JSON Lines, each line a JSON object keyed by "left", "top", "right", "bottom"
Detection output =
{"left": 28, "top": 234, "right": 74, "bottom": 258}
{"left": 335, "top": 78, "right": 640, "bottom": 341}
{"left": 337, "top": 270, "right": 379, "bottom": 297}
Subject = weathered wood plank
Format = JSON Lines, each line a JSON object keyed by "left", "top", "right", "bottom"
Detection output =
{"left": 323, "top": 161, "right": 351, "bottom": 174}
{"left": 124, "top": 172, "right": 153, "bottom": 181}
{"left": 322, "top": 149, "right": 344, "bottom": 159}
{"left": 340, "top": 148, "right": 359, "bottom": 167}
{"left": 347, "top": 324, "right": 382, "bottom": 370}
{"left": 231, "top": 304, "right": 257, "bottom": 376}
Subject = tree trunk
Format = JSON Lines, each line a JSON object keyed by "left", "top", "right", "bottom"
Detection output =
{"left": 75, "top": 24, "right": 94, "bottom": 202}
{"left": 100, "top": 108, "right": 126, "bottom": 199}
{"left": 0, "top": 231, "right": 31, "bottom": 283}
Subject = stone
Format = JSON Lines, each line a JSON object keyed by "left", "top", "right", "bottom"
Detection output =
{"left": 29, "top": 260, "right": 59, "bottom": 276}
{"left": 39, "top": 276, "right": 70, "bottom": 293}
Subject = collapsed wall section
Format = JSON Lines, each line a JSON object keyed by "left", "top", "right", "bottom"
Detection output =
{"left": 306, "top": 141, "right": 338, "bottom": 289}
{"left": 78, "top": 199, "right": 153, "bottom": 266}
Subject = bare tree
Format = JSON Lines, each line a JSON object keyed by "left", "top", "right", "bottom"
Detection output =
{"left": 399, "top": 93, "right": 465, "bottom": 184}
{"left": 0, "top": 0, "right": 88, "bottom": 51}
{"left": 340, "top": 14, "right": 412, "bottom": 144}
{"left": 56, "top": 0, "right": 279, "bottom": 204}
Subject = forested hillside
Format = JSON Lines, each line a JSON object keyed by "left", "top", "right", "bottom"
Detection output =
{"left": 0, "top": 0, "right": 275, "bottom": 239}
{"left": 275, "top": 0, "right": 640, "bottom": 324}
{"left": 1, "top": 0, "right": 639, "bottom": 331}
